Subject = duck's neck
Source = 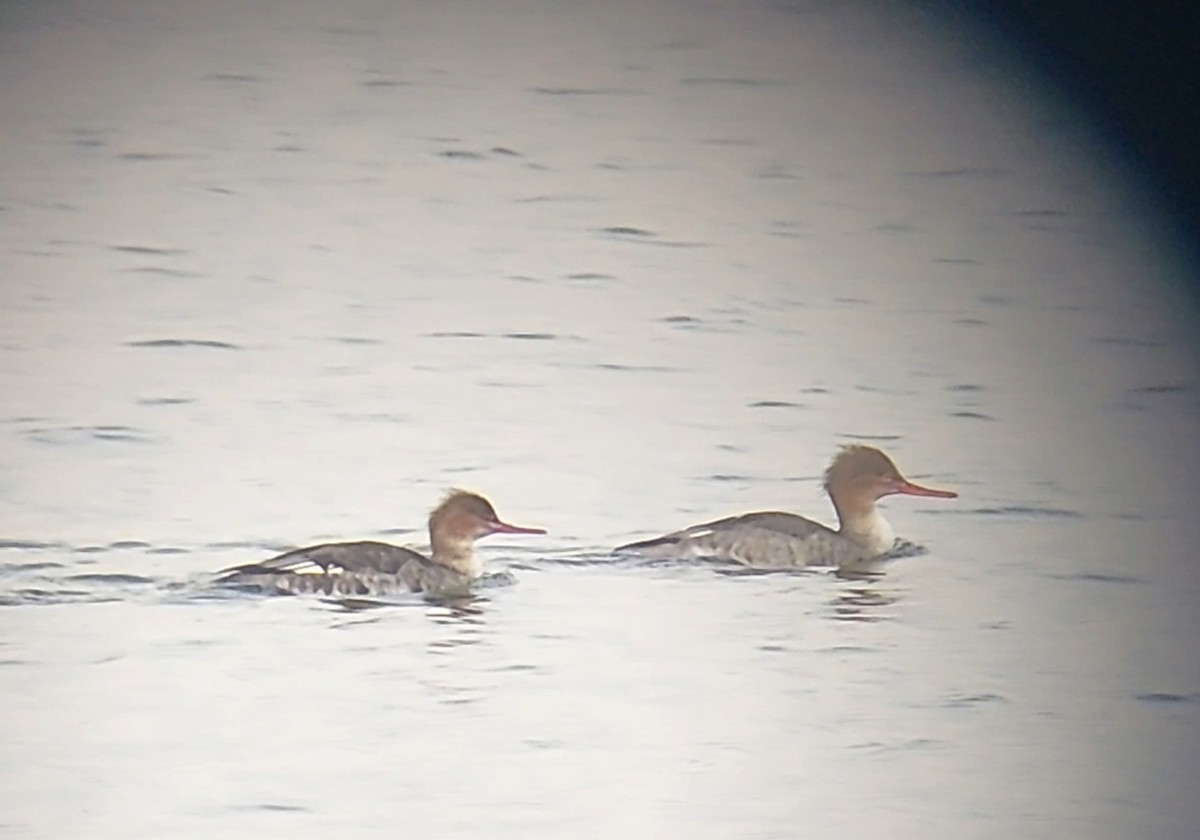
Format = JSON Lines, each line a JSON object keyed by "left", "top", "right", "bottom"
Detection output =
{"left": 429, "top": 538, "right": 481, "bottom": 577}
{"left": 833, "top": 502, "right": 895, "bottom": 557}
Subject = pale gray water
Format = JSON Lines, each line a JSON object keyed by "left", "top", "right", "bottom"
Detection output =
{"left": 2, "top": 1, "right": 1199, "bottom": 838}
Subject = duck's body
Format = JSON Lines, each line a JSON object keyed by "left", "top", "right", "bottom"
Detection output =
{"left": 214, "top": 490, "right": 545, "bottom": 598}
{"left": 214, "top": 540, "right": 475, "bottom": 597}
{"left": 617, "top": 446, "right": 956, "bottom": 568}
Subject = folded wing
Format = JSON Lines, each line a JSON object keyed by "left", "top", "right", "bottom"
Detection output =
{"left": 215, "top": 541, "right": 428, "bottom": 581}
{"left": 617, "top": 511, "right": 864, "bottom": 568}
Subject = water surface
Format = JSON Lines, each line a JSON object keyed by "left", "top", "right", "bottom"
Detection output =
{"left": 2, "top": 2, "right": 1199, "bottom": 838}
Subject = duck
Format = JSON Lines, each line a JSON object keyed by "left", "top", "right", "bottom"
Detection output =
{"left": 616, "top": 445, "right": 956, "bottom": 568}
{"left": 214, "top": 489, "right": 545, "bottom": 597}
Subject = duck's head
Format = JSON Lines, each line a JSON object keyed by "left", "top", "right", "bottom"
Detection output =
{"left": 824, "top": 445, "right": 957, "bottom": 515}
{"left": 428, "top": 490, "right": 546, "bottom": 554}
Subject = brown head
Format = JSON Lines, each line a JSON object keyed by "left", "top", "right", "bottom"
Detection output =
{"left": 824, "top": 445, "right": 957, "bottom": 518}
{"left": 427, "top": 489, "right": 546, "bottom": 570}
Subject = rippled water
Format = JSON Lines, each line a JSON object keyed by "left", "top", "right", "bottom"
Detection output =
{"left": 3, "top": 1, "right": 1200, "bottom": 838}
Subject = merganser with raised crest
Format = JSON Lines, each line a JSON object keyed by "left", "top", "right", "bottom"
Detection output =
{"left": 616, "top": 446, "right": 956, "bottom": 568}
{"left": 214, "top": 490, "right": 545, "bottom": 597}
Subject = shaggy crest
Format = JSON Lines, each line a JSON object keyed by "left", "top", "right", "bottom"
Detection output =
{"left": 823, "top": 445, "right": 900, "bottom": 492}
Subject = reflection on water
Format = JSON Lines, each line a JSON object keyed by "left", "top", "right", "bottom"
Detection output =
{"left": 828, "top": 581, "right": 900, "bottom": 623}
{"left": 425, "top": 599, "right": 490, "bottom": 652}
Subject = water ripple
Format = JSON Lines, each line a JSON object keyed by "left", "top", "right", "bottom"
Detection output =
{"left": 927, "top": 505, "right": 1084, "bottom": 519}
{"left": 126, "top": 339, "right": 239, "bottom": 350}
{"left": 531, "top": 86, "right": 639, "bottom": 96}
{"left": 1045, "top": 572, "right": 1146, "bottom": 585}
{"left": 943, "top": 692, "right": 1008, "bottom": 708}
{"left": 66, "top": 573, "right": 156, "bottom": 585}
{"left": 0, "top": 560, "right": 65, "bottom": 573}
{"left": 0, "top": 540, "right": 64, "bottom": 551}
{"left": 1135, "top": 692, "right": 1200, "bottom": 705}
{"left": 24, "top": 425, "right": 152, "bottom": 445}
{"left": 231, "top": 803, "right": 310, "bottom": 814}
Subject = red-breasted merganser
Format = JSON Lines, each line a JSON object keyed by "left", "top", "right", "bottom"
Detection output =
{"left": 214, "top": 490, "right": 545, "bottom": 597}
{"left": 616, "top": 445, "right": 957, "bottom": 568}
